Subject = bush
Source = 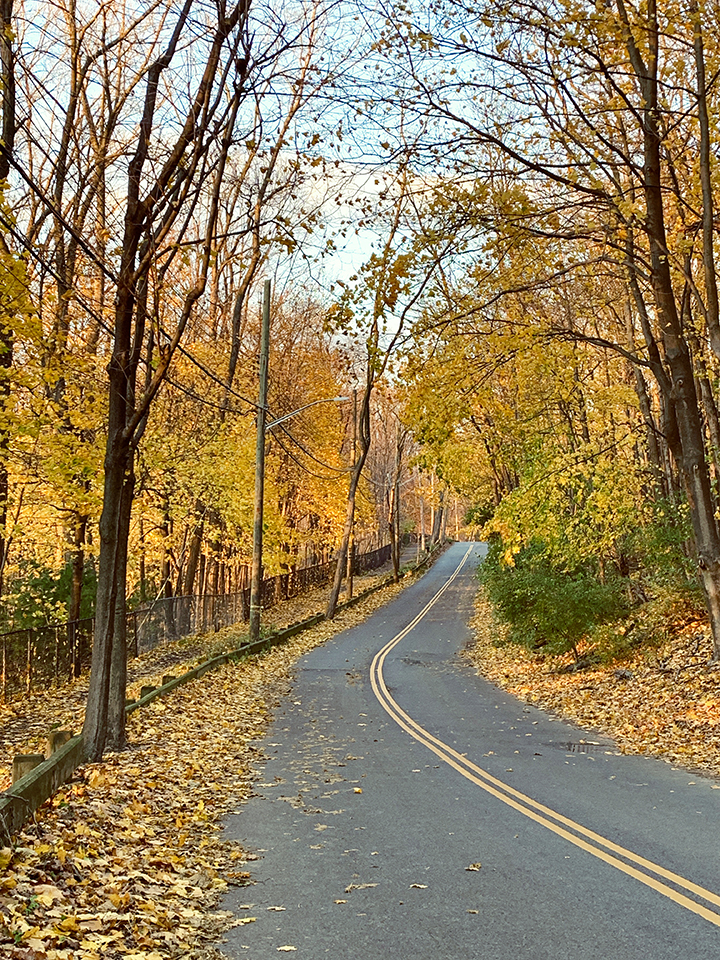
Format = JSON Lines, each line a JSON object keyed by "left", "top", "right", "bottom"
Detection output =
{"left": 480, "top": 541, "right": 627, "bottom": 658}
{"left": 629, "top": 497, "right": 700, "bottom": 597}
{"left": 1, "top": 558, "right": 97, "bottom": 630}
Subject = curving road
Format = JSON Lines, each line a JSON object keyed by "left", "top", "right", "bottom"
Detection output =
{"left": 221, "top": 542, "right": 720, "bottom": 958}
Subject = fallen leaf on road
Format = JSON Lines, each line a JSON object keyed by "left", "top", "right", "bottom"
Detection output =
{"left": 410, "top": 884, "right": 428, "bottom": 889}
{"left": 0, "top": 573, "right": 416, "bottom": 958}
{"left": 267, "top": 906, "right": 286, "bottom": 911}
{"left": 465, "top": 592, "right": 720, "bottom": 777}
{"left": 277, "top": 947, "right": 297, "bottom": 952}
{"left": 466, "top": 863, "right": 482, "bottom": 871}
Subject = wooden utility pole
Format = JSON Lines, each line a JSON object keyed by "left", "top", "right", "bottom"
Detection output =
{"left": 249, "top": 279, "right": 271, "bottom": 642}
{"left": 345, "top": 388, "right": 358, "bottom": 599}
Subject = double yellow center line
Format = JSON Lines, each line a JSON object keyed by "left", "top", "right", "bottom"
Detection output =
{"left": 369, "top": 545, "right": 720, "bottom": 928}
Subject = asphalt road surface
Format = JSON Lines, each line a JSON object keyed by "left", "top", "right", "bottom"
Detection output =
{"left": 221, "top": 542, "right": 720, "bottom": 959}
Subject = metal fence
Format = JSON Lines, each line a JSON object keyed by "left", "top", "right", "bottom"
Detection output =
{"left": 0, "top": 543, "right": 392, "bottom": 702}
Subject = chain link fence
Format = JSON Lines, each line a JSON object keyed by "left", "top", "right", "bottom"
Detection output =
{"left": 0, "top": 544, "right": 392, "bottom": 702}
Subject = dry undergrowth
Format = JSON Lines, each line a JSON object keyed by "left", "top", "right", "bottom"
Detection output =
{"left": 0, "top": 577, "right": 408, "bottom": 960}
{"left": 465, "top": 591, "right": 720, "bottom": 778}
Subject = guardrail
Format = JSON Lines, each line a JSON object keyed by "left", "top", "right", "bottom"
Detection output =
{"left": 0, "top": 544, "right": 392, "bottom": 702}
{"left": 0, "top": 541, "right": 445, "bottom": 846}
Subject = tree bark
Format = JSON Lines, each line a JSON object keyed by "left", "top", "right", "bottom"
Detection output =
{"left": 83, "top": 438, "right": 131, "bottom": 760}
{"left": 82, "top": 1, "right": 251, "bottom": 759}
{"left": 690, "top": 1, "right": 720, "bottom": 360}
{"left": 183, "top": 503, "right": 204, "bottom": 595}
{"left": 619, "top": 0, "right": 720, "bottom": 656}
{"left": 68, "top": 512, "right": 88, "bottom": 623}
{"left": 326, "top": 384, "right": 372, "bottom": 618}
{"left": 0, "top": 0, "right": 15, "bottom": 598}
{"left": 106, "top": 463, "right": 134, "bottom": 752}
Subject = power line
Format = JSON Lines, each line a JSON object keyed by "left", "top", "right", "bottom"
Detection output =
{"left": 274, "top": 420, "right": 349, "bottom": 473}
{"left": 271, "top": 430, "right": 349, "bottom": 481}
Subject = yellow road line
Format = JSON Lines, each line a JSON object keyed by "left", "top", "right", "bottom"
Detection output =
{"left": 369, "top": 546, "right": 720, "bottom": 929}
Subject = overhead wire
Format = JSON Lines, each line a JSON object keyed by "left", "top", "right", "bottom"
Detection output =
{"left": 273, "top": 419, "right": 349, "bottom": 473}
{"left": 0, "top": 172, "right": 352, "bottom": 479}
{"left": 271, "top": 430, "right": 350, "bottom": 481}
{"left": 0, "top": 208, "right": 117, "bottom": 342}
{"left": 1, "top": 146, "right": 119, "bottom": 284}
{"left": 0, "top": 199, "right": 269, "bottom": 416}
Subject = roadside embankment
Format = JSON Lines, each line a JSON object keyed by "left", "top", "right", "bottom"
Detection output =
{"left": 0, "top": 573, "right": 418, "bottom": 960}
{"left": 0, "top": 545, "right": 446, "bottom": 959}
{"left": 465, "top": 592, "right": 720, "bottom": 780}
{"left": 0, "top": 564, "right": 411, "bottom": 793}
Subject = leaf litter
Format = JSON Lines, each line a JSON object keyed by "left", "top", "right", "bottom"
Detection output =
{"left": 0, "top": 571, "right": 396, "bottom": 791}
{"left": 465, "top": 592, "right": 720, "bottom": 778}
{"left": 0, "top": 577, "right": 410, "bottom": 959}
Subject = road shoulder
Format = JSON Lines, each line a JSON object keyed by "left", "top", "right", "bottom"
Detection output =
{"left": 464, "top": 590, "right": 720, "bottom": 780}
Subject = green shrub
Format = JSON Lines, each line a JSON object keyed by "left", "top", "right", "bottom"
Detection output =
{"left": 629, "top": 497, "right": 700, "bottom": 597}
{"left": 480, "top": 541, "right": 627, "bottom": 658}
{"left": 1, "top": 558, "right": 97, "bottom": 630}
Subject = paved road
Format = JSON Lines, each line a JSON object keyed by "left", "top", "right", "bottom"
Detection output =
{"left": 221, "top": 543, "right": 720, "bottom": 958}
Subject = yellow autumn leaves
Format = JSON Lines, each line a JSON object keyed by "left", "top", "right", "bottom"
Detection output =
{"left": 467, "top": 593, "right": 720, "bottom": 777}
{"left": 0, "top": 577, "right": 410, "bottom": 959}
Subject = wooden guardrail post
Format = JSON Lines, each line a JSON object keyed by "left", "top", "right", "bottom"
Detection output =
{"left": 13, "top": 754, "right": 44, "bottom": 783}
{"left": 46, "top": 730, "right": 73, "bottom": 758}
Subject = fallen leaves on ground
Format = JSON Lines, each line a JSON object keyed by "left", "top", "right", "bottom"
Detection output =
{"left": 0, "top": 640, "right": 208, "bottom": 793}
{"left": 0, "top": 569, "right": 401, "bottom": 791}
{"left": 465, "top": 592, "right": 720, "bottom": 778}
{"left": 0, "top": 578, "right": 410, "bottom": 959}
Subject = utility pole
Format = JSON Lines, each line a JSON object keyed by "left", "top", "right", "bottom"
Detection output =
{"left": 249, "top": 279, "right": 271, "bottom": 642}
{"left": 345, "top": 388, "right": 357, "bottom": 599}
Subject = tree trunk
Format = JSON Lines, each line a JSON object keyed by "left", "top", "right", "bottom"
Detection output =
{"left": 326, "top": 460, "right": 366, "bottom": 618}
{"left": 326, "top": 385, "right": 372, "bottom": 618}
{"left": 388, "top": 427, "right": 405, "bottom": 581}
{"left": 161, "top": 499, "right": 173, "bottom": 601}
{"left": 691, "top": 1, "right": 720, "bottom": 360}
{"left": 138, "top": 514, "right": 147, "bottom": 603}
{"left": 68, "top": 513, "right": 88, "bottom": 622}
{"left": 623, "top": 2, "right": 720, "bottom": 656}
{"left": 183, "top": 502, "right": 204, "bottom": 595}
{"left": 83, "top": 436, "right": 131, "bottom": 761}
{"left": 106, "top": 463, "right": 134, "bottom": 752}
{"left": 0, "top": 0, "right": 15, "bottom": 599}
{"left": 388, "top": 481, "right": 398, "bottom": 580}
{"left": 431, "top": 486, "right": 445, "bottom": 544}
